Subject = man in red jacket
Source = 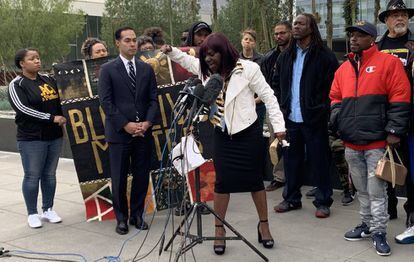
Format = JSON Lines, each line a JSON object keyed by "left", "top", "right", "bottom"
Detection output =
{"left": 330, "top": 21, "right": 411, "bottom": 256}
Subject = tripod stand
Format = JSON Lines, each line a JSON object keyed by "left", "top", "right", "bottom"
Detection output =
{"left": 164, "top": 152, "right": 269, "bottom": 262}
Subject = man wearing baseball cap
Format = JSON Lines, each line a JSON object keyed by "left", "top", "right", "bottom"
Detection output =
{"left": 377, "top": 0, "right": 414, "bottom": 245}
{"left": 330, "top": 20, "right": 411, "bottom": 256}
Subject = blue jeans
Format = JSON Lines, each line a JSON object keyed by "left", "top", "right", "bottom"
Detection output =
{"left": 345, "top": 147, "right": 388, "bottom": 233}
{"left": 17, "top": 138, "right": 62, "bottom": 215}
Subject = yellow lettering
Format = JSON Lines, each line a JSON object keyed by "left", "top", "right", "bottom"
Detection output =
{"left": 152, "top": 124, "right": 161, "bottom": 130}
{"left": 152, "top": 129, "right": 163, "bottom": 160}
{"left": 68, "top": 109, "right": 88, "bottom": 144}
{"left": 165, "top": 93, "right": 184, "bottom": 125}
{"left": 91, "top": 140, "right": 108, "bottom": 174}
{"left": 99, "top": 106, "right": 106, "bottom": 127}
{"left": 157, "top": 95, "right": 168, "bottom": 128}
{"left": 85, "top": 107, "right": 105, "bottom": 141}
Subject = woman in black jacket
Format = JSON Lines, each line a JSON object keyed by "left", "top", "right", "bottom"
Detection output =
{"left": 8, "top": 48, "right": 66, "bottom": 228}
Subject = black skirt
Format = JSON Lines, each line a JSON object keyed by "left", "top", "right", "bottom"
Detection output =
{"left": 213, "top": 120, "right": 265, "bottom": 193}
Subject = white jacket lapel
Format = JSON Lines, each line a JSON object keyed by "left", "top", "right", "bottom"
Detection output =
{"left": 225, "top": 73, "right": 248, "bottom": 107}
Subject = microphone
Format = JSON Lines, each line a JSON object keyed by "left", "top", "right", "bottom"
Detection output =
{"left": 201, "top": 74, "right": 223, "bottom": 105}
{"left": 174, "top": 83, "right": 205, "bottom": 123}
{"left": 192, "top": 83, "right": 205, "bottom": 101}
{"left": 174, "top": 77, "right": 202, "bottom": 109}
{"left": 191, "top": 74, "right": 223, "bottom": 123}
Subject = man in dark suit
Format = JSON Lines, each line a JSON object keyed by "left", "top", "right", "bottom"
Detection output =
{"left": 98, "top": 27, "right": 158, "bottom": 235}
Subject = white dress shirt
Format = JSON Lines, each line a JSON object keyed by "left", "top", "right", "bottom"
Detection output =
{"left": 119, "top": 54, "right": 136, "bottom": 75}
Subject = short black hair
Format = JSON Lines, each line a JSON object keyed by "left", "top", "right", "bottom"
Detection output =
{"left": 14, "top": 48, "right": 39, "bottom": 69}
{"left": 114, "top": 26, "right": 135, "bottom": 41}
{"left": 275, "top": 21, "right": 292, "bottom": 31}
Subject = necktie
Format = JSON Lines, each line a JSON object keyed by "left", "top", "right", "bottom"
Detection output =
{"left": 128, "top": 60, "right": 136, "bottom": 88}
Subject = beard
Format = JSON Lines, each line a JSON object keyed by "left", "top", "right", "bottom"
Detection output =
{"left": 277, "top": 40, "right": 288, "bottom": 47}
{"left": 394, "top": 24, "right": 408, "bottom": 35}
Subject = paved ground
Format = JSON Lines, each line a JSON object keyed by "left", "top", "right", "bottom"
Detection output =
{"left": 0, "top": 151, "right": 413, "bottom": 262}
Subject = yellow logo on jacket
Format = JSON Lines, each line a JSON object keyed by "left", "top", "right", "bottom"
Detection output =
{"left": 39, "top": 83, "right": 58, "bottom": 101}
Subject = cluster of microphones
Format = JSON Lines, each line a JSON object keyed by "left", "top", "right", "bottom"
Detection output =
{"left": 173, "top": 75, "right": 223, "bottom": 124}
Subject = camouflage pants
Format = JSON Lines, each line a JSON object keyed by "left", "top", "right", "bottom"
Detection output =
{"left": 330, "top": 136, "right": 352, "bottom": 191}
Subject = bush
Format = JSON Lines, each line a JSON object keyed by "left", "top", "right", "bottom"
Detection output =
{"left": 0, "top": 87, "right": 12, "bottom": 111}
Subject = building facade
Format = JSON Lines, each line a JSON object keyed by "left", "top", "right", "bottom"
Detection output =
{"left": 296, "top": 0, "right": 414, "bottom": 39}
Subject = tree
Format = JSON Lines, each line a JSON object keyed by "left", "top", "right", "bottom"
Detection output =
{"left": 101, "top": 0, "right": 200, "bottom": 50}
{"left": 0, "top": 0, "right": 85, "bottom": 67}
{"left": 256, "top": 0, "right": 270, "bottom": 50}
{"left": 216, "top": 0, "right": 288, "bottom": 52}
{"left": 287, "top": 0, "right": 294, "bottom": 23}
{"left": 312, "top": 0, "right": 316, "bottom": 15}
{"left": 374, "top": 0, "right": 381, "bottom": 24}
{"left": 190, "top": 0, "right": 199, "bottom": 22}
{"left": 212, "top": 0, "right": 218, "bottom": 30}
{"left": 326, "top": 0, "right": 333, "bottom": 49}
{"left": 343, "top": 0, "right": 359, "bottom": 27}
{"left": 311, "top": 0, "right": 321, "bottom": 24}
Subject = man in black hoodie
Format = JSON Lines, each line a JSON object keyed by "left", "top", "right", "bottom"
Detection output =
{"left": 175, "top": 21, "right": 212, "bottom": 217}
{"left": 185, "top": 21, "right": 212, "bottom": 47}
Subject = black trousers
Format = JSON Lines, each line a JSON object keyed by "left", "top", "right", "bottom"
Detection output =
{"left": 109, "top": 136, "right": 152, "bottom": 222}
{"left": 282, "top": 120, "right": 333, "bottom": 208}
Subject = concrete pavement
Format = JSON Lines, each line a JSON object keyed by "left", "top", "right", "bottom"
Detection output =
{"left": 0, "top": 151, "right": 413, "bottom": 262}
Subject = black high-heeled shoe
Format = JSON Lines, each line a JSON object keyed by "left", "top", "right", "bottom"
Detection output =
{"left": 213, "top": 224, "right": 226, "bottom": 255}
{"left": 258, "top": 220, "right": 274, "bottom": 249}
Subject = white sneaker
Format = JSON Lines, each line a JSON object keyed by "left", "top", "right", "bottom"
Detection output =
{"left": 28, "top": 214, "right": 42, "bottom": 228}
{"left": 41, "top": 208, "right": 62, "bottom": 223}
{"left": 395, "top": 225, "right": 414, "bottom": 244}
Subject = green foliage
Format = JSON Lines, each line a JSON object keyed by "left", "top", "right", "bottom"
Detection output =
{"left": 0, "top": 0, "right": 85, "bottom": 67}
{"left": 0, "top": 88, "right": 11, "bottom": 111}
{"left": 101, "top": 0, "right": 200, "bottom": 50}
{"left": 342, "top": 0, "right": 359, "bottom": 27}
{"left": 215, "top": 0, "right": 289, "bottom": 53}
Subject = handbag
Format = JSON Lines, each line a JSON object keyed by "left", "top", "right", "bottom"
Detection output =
{"left": 375, "top": 146, "right": 407, "bottom": 187}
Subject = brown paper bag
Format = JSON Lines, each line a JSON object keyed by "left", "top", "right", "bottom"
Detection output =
{"left": 269, "top": 138, "right": 279, "bottom": 165}
{"left": 375, "top": 146, "right": 407, "bottom": 187}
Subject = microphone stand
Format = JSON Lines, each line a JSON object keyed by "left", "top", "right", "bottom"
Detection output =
{"left": 164, "top": 106, "right": 269, "bottom": 262}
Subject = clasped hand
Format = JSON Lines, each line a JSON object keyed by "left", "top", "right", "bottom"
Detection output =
{"left": 124, "top": 121, "right": 151, "bottom": 137}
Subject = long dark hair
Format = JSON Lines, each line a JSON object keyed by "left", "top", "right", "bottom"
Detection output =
{"left": 198, "top": 33, "right": 239, "bottom": 80}
{"left": 288, "top": 13, "right": 325, "bottom": 59}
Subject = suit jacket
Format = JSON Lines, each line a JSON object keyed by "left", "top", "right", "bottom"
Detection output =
{"left": 98, "top": 56, "right": 158, "bottom": 143}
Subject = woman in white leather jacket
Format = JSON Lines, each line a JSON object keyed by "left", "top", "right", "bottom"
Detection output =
{"left": 161, "top": 33, "right": 285, "bottom": 255}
